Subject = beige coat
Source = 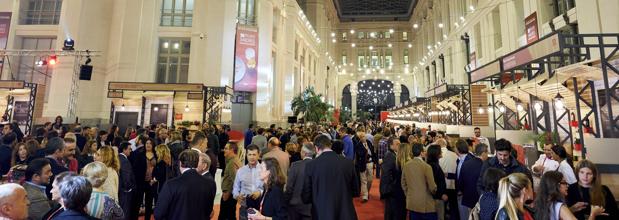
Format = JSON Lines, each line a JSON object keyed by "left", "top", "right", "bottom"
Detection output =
{"left": 401, "top": 157, "right": 437, "bottom": 213}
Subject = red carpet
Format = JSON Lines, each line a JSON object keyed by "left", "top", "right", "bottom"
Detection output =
{"left": 141, "top": 178, "right": 385, "bottom": 220}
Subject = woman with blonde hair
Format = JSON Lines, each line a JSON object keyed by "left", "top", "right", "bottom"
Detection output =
{"left": 396, "top": 142, "right": 412, "bottom": 169}
{"left": 495, "top": 173, "right": 534, "bottom": 220}
{"left": 152, "top": 144, "right": 176, "bottom": 193}
{"left": 94, "top": 146, "right": 120, "bottom": 201}
{"left": 82, "top": 161, "right": 124, "bottom": 220}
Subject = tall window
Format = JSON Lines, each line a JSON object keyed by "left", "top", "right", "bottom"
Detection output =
{"left": 402, "top": 31, "right": 408, "bottom": 41}
{"left": 492, "top": 7, "right": 502, "bottom": 49}
{"left": 385, "top": 49, "right": 392, "bottom": 67}
{"left": 341, "top": 32, "right": 347, "bottom": 41}
{"left": 238, "top": 0, "right": 256, "bottom": 25}
{"left": 19, "top": 0, "right": 62, "bottom": 25}
{"left": 403, "top": 49, "right": 409, "bottom": 64}
{"left": 358, "top": 50, "right": 365, "bottom": 67}
{"left": 371, "top": 51, "right": 379, "bottom": 67}
{"left": 341, "top": 51, "right": 347, "bottom": 65}
{"left": 385, "top": 31, "right": 391, "bottom": 39}
{"left": 294, "top": 41, "right": 299, "bottom": 60}
{"left": 474, "top": 23, "right": 482, "bottom": 58}
{"left": 160, "top": 0, "right": 193, "bottom": 27}
{"left": 16, "top": 37, "right": 56, "bottom": 101}
{"left": 358, "top": 32, "right": 365, "bottom": 39}
{"left": 156, "top": 38, "right": 191, "bottom": 83}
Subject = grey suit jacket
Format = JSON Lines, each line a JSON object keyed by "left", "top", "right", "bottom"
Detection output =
{"left": 23, "top": 182, "right": 52, "bottom": 220}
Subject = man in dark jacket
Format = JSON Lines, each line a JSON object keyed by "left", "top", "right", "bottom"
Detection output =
{"left": 380, "top": 137, "right": 406, "bottom": 220}
{"left": 45, "top": 137, "right": 69, "bottom": 199}
{"left": 455, "top": 139, "right": 483, "bottom": 220}
{"left": 155, "top": 150, "right": 216, "bottom": 220}
{"left": 302, "top": 134, "right": 359, "bottom": 220}
{"left": 129, "top": 135, "right": 148, "bottom": 220}
{"left": 118, "top": 142, "right": 136, "bottom": 219}
{"left": 55, "top": 175, "right": 98, "bottom": 220}
{"left": 352, "top": 126, "right": 377, "bottom": 202}
{"left": 476, "top": 138, "right": 532, "bottom": 194}
{"left": 285, "top": 143, "right": 315, "bottom": 220}
{"left": 0, "top": 132, "right": 15, "bottom": 176}
{"left": 73, "top": 127, "right": 88, "bottom": 151}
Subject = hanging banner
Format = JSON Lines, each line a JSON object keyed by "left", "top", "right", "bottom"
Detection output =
{"left": 13, "top": 101, "right": 29, "bottom": 125}
{"left": 233, "top": 26, "right": 259, "bottom": 92}
{"left": 0, "top": 12, "right": 12, "bottom": 72}
{"left": 525, "top": 12, "right": 539, "bottom": 44}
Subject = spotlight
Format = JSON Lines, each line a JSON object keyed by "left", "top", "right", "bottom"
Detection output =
{"left": 498, "top": 102, "right": 506, "bottom": 113}
{"left": 153, "top": 106, "right": 159, "bottom": 111}
{"left": 389, "top": 29, "right": 394, "bottom": 33}
{"left": 487, "top": 103, "right": 494, "bottom": 113}
{"left": 516, "top": 102, "right": 524, "bottom": 112}
{"left": 185, "top": 105, "right": 190, "bottom": 112}
{"left": 48, "top": 55, "right": 58, "bottom": 65}
{"left": 351, "top": 43, "right": 356, "bottom": 48}
{"left": 331, "top": 32, "right": 335, "bottom": 37}
{"left": 478, "top": 104, "right": 485, "bottom": 114}
{"left": 413, "top": 24, "right": 419, "bottom": 29}
{"left": 350, "top": 29, "right": 355, "bottom": 34}
{"left": 438, "top": 23, "right": 444, "bottom": 28}
{"left": 7, "top": 104, "right": 12, "bottom": 110}
{"left": 121, "top": 104, "right": 125, "bottom": 111}
{"left": 534, "top": 101, "right": 543, "bottom": 112}
{"left": 63, "top": 38, "right": 75, "bottom": 51}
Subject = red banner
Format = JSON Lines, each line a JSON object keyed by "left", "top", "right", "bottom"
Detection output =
{"left": 234, "top": 26, "right": 259, "bottom": 92}
{"left": 0, "top": 12, "right": 12, "bottom": 72}
{"left": 525, "top": 12, "right": 538, "bottom": 44}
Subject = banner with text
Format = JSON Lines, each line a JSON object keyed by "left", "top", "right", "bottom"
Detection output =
{"left": 0, "top": 12, "right": 12, "bottom": 72}
{"left": 233, "top": 27, "right": 259, "bottom": 92}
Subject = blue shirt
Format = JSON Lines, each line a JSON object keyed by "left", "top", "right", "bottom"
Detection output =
{"left": 342, "top": 135, "right": 354, "bottom": 160}
{"left": 232, "top": 163, "right": 264, "bottom": 198}
{"left": 244, "top": 129, "right": 254, "bottom": 148}
{"left": 457, "top": 154, "right": 467, "bottom": 179}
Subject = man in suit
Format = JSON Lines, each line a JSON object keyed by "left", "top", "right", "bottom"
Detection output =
{"left": 44, "top": 137, "right": 69, "bottom": 199}
{"left": 401, "top": 143, "right": 437, "bottom": 220}
{"left": 302, "top": 134, "right": 359, "bottom": 220}
{"left": 128, "top": 135, "right": 148, "bottom": 220}
{"left": 251, "top": 127, "right": 267, "bottom": 154}
{"left": 197, "top": 152, "right": 216, "bottom": 184}
{"left": 0, "top": 132, "right": 15, "bottom": 176}
{"left": 155, "top": 150, "right": 216, "bottom": 220}
{"left": 73, "top": 127, "right": 87, "bottom": 152}
{"left": 263, "top": 137, "right": 290, "bottom": 175}
{"left": 380, "top": 138, "right": 406, "bottom": 220}
{"left": 455, "top": 139, "right": 483, "bottom": 220}
{"left": 352, "top": 126, "right": 377, "bottom": 202}
{"left": 119, "top": 142, "right": 136, "bottom": 220}
{"left": 285, "top": 143, "right": 315, "bottom": 220}
{"left": 24, "top": 158, "right": 53, "bottom": 220}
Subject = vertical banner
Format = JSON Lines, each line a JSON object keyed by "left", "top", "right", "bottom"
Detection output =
{"left": 525, "top": 12, "right": 539, "bottom": 44}
{"left": 13, "top": 101, "right": 29, "bottom": 125}
{"left": 0, "top": 12, "right": 12, "bottom": 72}
{"left": 233, "top": 26, "right": 259, "bottom": 92}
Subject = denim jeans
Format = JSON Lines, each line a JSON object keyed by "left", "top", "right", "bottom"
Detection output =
{"left": 409, "top": 211, "right": 438, "bottom": 220}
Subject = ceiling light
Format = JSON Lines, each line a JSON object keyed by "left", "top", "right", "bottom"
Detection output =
{"left": 350, "top": 29, "right": 355, "bottom": 34}
{"left": 388, "top": 43, "right": 392, "bottom": 48}
{"left": 408, "top": 44, "right": 412, "bottom": 48}
{"left": 332, "top": 39, "right": 336, "bottom": 43}
{"left": 443, "top": 34, "right": 448, "bottom": 39}
{"left": 413, "top": 24, "right": 419, "bottom": 29}
{"left": 369, "top": 46, "right": 373, "bottom": 50}
{"left": 380, "top": 69, "right": 385, "bottom": 74}
{"left": 516, "top": 102, "right": 524, "bottom": 112}
{"left": 438, "top": 23, "right": 444, "bottom": 28}
{"left": 163, "top": 42, "right": 169, "bottom": 48}
{"left": 365, "top": 69, "right": 370, "bottom": 74}
{"left": 554, "top": 93, "right": 565, "bottom": 110}
{"left": 389, "top": 29, "right": 394, "bottom": 33}
{"left": 153, "top": 106, "right": 159, "bottom": 111}
{"left": 478, "top": 104, "right": 485, "bottom": 114}
{"left": 173, "top": 43, "right": 179, "bottom": 49}
{"left": 185, "top": 105, "right": 190, "bottom": 112}
{"left": 351, "top": 43, "right": 356, "bottom": 47}
{"left": 460, "top": 16, "right": 465, "bottom": 22}
{"left": 469, "top": 5, "right": 475, "bottom": 11}
{"left": 487, "top": 103, "right": 494, "bottom": 113}
{"left": 454, "top": 22, "right": 460, "bottom": 27}
{"left": 331, "top": 32, "right": 335, "bottom": 37}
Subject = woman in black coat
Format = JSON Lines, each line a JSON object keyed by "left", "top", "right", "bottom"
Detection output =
{"left": 248, "top": 158, "right": 287, "bottom": 220}
{"left": 379, "top": 138, "right": 407, "bottom": 220}
{"left": 426, "top": 145, "right": 448, "bottom": 219}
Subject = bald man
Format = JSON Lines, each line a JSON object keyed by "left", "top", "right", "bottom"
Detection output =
{"left": 0, "top": 183, "right": 30, "bottom": 220}
{"left": 263, "top": 137, "right": 290, "bottom": 175}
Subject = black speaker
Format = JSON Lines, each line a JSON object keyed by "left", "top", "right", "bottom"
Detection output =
{"left": 287, "top": 116, "right": 297, "bottom": 123}
{"left": 79, "top": 65, "right": 93, "bottom": 80}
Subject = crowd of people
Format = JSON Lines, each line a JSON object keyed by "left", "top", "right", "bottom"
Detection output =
{"left": 0, "top": 117, "right": 617, "bottom": 220}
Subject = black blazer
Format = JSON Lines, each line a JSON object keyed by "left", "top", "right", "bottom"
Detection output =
{"left": 153, "top": 161, "right": 176, "bottom": 192}
{"left": 75, "top": 134, "right": 87, "bottom": 152}
{"left": 379, "top": 150, "right": 404, "bottom": 199}
{"left": 52, "top": 209, "right": 98, "bottom": 220}
{"left": 302, "top": 151, "right": 359, "bottom": 220}
{"left": 118, "top": 153, "right": 136, "bottom": 194}
{"left": 154, "top": 169, "right": 216, "bottom": 220}
{"left": 285, "top": 158, "right": 312, "bottom": 206}
{"left": 261, "top": 185, "right": 288, "bottom": 220}
{"left": 352, "top": 136, "right": 376, "bottom": 173}
{"left": 129, "top": 147, "right": 147, "bottom": 187}
{"left": 457, "top": 153, "right": 483, "bottom": 208}
{"left": 46, "top": 157, "right": 69, "bottom": 199}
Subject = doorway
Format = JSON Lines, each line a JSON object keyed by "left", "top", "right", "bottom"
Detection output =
{"left": 114, "top": 112, "right": 139, "bottom": 135}
{"left": 150, "top": 104, "right": 169, "bottom": 126}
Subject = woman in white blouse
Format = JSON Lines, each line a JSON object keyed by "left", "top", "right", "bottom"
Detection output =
{"left": 551, "top": 145, "right": 577, "bottom": 185}
{"left": 94, "top": 146, "right": 120, "bottom": 201}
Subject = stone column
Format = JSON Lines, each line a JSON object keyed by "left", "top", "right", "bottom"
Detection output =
{"left": 394, "top": 82, "right": 402, "bottom": 105}
{"left": 350, "top": 83, "right": 358, "bottom": 118}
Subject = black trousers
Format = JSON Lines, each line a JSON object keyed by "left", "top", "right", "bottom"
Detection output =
{"left": 446, "top": 189, "right": 460, "bottom": 220}
{"left": 119, "top": 190, "right": 132, "bottom": 220}
{"left": 143, "top": 182, "right": 156, "bottom": 220}
{"left": 129, "top": 186, "right": 144, "bottom": 220}
{"left": 376, "top": 163, "right": 381, "bottom": 178}
{"left": 218, "top": 197, "right": 237, "bottom": 220}
{"left": 384, "top": 194, "right": 406, "bottom": 220}
{"left": 288, "top": 204, "right": 312, "bottom": 220}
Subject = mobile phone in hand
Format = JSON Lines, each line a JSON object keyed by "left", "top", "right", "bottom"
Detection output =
{"left": 247, "top": 208, "right": 257, "bottom": 215}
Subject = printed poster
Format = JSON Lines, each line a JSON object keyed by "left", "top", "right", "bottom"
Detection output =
{"left": 234, "top": 27, "right": 259, "bottom": 92}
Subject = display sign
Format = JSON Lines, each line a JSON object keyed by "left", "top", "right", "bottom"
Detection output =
{"left": 470, "top": 60, "right": 501, "bottom": 83}
{"left": 174, "top": 113, "right": 183, "bottom": 120}
{"left": 502, "top": 33, "right": 560, "bottom": 71}
{"left": 187, "top": 93, "right": 203, "bottom": 100}
{"left": 108, "top": 82, "right": 203, "bottom": 92}
{"left": 0, "top": 80, "right": 24, "bottom": 89}
{"left": 13, "top": 101, "right": 28, "bottom": 125}
{"left": 107, "top": 91, "right": 123, "bottom": 98}
{"left": 0, "top": 12, "right": 10, "bottom": 72}
{"left": 435, "top": 83, "right": 448, "bottom": 96}
{"left": 425, "top": 89, "right": 434, "bottom": 97}
{"left": 525, "top": 12, "right": 539, "bottom": 44}
{"left": 233, "top": 26, "right": 259, "bottom": 92}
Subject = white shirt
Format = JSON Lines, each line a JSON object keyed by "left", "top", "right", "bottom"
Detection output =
{"left": 476, "top": 136, "right": 490, "bottom": 148}
{"left": 439, "top": 147, "right": 458, "bottom": 189}
{"left": 129, "top": 137, "right": 137, "bottom": 151}
{"left": 532, "top": 154, "right": 559, "bottom": 174}
{"left": 557, "top": 160, "right": 577, "bottom": 185}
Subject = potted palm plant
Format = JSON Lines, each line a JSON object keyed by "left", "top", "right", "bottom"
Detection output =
{"left": 291, "top": 87, "right": 332, "bottom": 123}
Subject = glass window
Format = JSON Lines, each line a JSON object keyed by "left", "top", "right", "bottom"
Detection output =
{"left": 492, "top": 7, "right": 502, "bottom": 48}
{"left": 156, "top": 38, "right": 191, "bottom": 83}
{"left": 16, "top": 37, "right": 56, "bottom": 102}
{"left": 238, "top": 0, "right": 256, "bottom": 25}
{"left": 342, "top": 32, "right": 347, "bottom": 41}
{"left": 402, "top": 31, "right": 408, "bottom": 41}
{"left": 161, "top": 0, "right": 193, "bottom": 27}
{"left": 403, "top": 49, "right": 409, "bottom": 64}
{"left": 385, "top": 49, "right": 392, "bottom": 67}
{"left": 371, "top": 51, "right": 379, "bottom": 67}
{"left": 358, "top": 31, "right": 365, "bottom": 39}
{"left": 19, "top": 0, "right": 62, "bottom": 25}
{"left": 294, "top": 41, "right": 299, "bottom": 60}
{"left": 385, "top": 32, "right": 391, "bottom": 39}
{"left": 342, "top": 52, "right": 347, "bottom": 65}
{"left": 358, "top": 50, "right": 365, "bottom": 67}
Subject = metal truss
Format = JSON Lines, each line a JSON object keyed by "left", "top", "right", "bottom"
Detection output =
{"left": 203, "top": 86, "right": 232, "bottom": 124}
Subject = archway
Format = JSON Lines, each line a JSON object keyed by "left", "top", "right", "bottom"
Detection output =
{"left": 341, "top": 80, "right": 410, "bottom": 119}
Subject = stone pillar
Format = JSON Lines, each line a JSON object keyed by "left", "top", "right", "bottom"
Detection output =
{"left": 394, "top": 82, "right": 402, "bottom": 105}
{"left": 350, "top": 84, "right": 358, "bottom": 118}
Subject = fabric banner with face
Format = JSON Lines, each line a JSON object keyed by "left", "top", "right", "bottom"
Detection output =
{"left": 233, "top": 26, "right": 259, "bottom": 92}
